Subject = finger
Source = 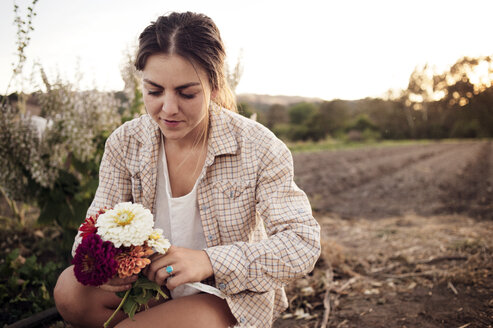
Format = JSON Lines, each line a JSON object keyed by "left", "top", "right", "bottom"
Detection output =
{"left": 148, "top": 252, "right": 165, "bottom": 262}
{"left": 108, "top": 275, "right": 137, "bottom": 286}
{"left": 99, "top": 283, "right": 132, "bottom": 293}
{"left": 123, "top": 275, "right": 138, "bottom": 284}
{"left": 165, "top": 276, "right": 177, "bottom": 291}
{"left": 147, "top": 262, "right": 160, "bottom": 282}
{"left": 155, "top": 266, "right": 175, "bottom": 286}
{"left": 147, "top": 258, "right": 172, "bottom": 282}
{"left": 165, "top": 270, "right": 188, "bottom": 291}
{"left": 115, "top": 275, "right": 138, "bottom": 285}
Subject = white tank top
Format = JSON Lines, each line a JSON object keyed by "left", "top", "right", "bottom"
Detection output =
{"left": 154, "top": 135, "right": 207, "bottom": 298}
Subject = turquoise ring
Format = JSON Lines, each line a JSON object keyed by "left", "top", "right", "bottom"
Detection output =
{"left": 166, "top": 265, "right": 173, "bottom": 274}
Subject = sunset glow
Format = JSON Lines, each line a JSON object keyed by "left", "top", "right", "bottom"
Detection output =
{"left": 1, "top": 0, "right": 492, "bottom": 100}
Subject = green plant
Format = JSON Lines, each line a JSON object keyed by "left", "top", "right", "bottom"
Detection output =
{"left": 119, "top": 49, "right": 145, "bottom": 122}
{"left": 2, "top": 0, "right": 39, "bottom": 99}
{"left": 0, "top": 248, "right": 62, "bottom": 325}
{"left": 0, "top": 77, "right": 119, "bottom": 234}
{"left": 1, "top": 13, "right": 144, "bottom": 257}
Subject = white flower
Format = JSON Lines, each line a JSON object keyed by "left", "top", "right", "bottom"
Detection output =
{"left": 95, "top": 202, "right": 154, "bottom": 247}
{"left": 146, "top": 228, "right": 171, "bottom": 254}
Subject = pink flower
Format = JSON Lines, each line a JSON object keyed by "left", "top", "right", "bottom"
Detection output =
{"left": 72, "top": 233, "right": 120, "bottom": 286}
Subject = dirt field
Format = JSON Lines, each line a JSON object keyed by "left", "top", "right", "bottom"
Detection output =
{"left": 274, "top": 140, "right": 493, "bottom": 328}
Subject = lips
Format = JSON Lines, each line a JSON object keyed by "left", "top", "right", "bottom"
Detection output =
{"left": 161, "top": 118, "right": 181, "bottom": 127}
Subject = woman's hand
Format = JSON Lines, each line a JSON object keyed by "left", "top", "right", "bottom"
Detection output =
{"left": 143, "top": 246, "right": 213, "bottom": 290}
{"left": 97, "top": 275, "right": 138, "bottom": 293}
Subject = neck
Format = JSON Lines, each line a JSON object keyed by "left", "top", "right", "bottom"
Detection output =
{"left": 165, "top": 119, "right": 208, "bottom": 151}
{"left": 165, "top": 134, "right": 206, "bottom": 151}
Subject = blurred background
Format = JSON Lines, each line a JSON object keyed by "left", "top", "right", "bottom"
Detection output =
{"left": 2, "top": 0, "right": 493, "bottom": 100}
{"left": 1, "top": 0, "right": 492, "bottom": 327}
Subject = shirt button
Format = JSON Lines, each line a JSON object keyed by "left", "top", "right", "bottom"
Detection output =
{"left": 297, "top": 208, "right": 305, "bottom": 214}
{"left": 218, "top": 283, "right": 226, "bottom": 290}
{"left": 230, "top": 191, "right": 234, "bottom": 198}
{"left": 201, "top": 205, "right": 208, "bottom": 211}
{"left": 239, "top": 317, "right": 246, "bottom": 323}
{"left": 137, "top": 185, "right": 142, "bottom": 191}
{"left": 208, "top": 234, "right": 214, "bottom": 241}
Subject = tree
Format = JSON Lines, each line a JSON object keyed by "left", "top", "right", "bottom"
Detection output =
{"left": 399, "top": 55, "right": 493, "bottom": 139}
{"left": 265, "top": 104, "right": 288, "bottom": 129}
{"left": 237, "top": 101, "right": 254, "bottom": 118}
{"left": 285, "top": 103, "right": 324, "bottom": 141}
{"left": 318, "top": 100, "right": 352, "bottom": 136}
{"left": 345, "top": 114, "right": 377, "bottom": 132}
{"left": 288, "top": 102, "right": 318, "bottom": 125}
{"left": 225, "top": 51, "right": 243, "bottom": 94}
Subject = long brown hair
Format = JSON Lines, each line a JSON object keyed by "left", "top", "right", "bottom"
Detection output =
{"left": 135, "top": 12, "right": 236, "bottom": 111}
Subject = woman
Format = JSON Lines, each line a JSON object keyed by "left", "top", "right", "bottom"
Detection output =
{"left": 54, "top": 12, "right": 320, "bottom": 328}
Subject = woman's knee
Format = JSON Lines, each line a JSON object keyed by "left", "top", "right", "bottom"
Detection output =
{"left": 54, "top": 266, "right": 75, "bottom": 311}
{"left": 54, "top": 266, "right": 84, "bottom": 321}
{"left": 54, "top": 266, "right": 124, "bottom": 327}
{"left": 116, "top": 294, "right": 236, "bottom": 328}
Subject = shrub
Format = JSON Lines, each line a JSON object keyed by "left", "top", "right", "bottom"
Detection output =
{"left": 0, "top": 248, "right": 62, "bottom": 325}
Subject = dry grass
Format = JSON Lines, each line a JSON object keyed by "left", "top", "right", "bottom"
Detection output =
{"left": 275, "top": 214, "right": 493, "bottom": 327}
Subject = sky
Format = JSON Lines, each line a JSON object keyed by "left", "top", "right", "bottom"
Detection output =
{"left": 1, "top": 0, "right": 492, "bottom": 101}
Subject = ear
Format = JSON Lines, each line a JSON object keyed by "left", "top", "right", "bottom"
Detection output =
{"left": 211, "top": 89, "right": 218, "bottom": 100}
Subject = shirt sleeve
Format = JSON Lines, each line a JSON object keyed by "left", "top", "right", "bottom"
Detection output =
{"left": 71, "top": 127, "right": 132, "bottom": 256}
{"left": 205, "top": 137, "right": 321, "bottom": 295}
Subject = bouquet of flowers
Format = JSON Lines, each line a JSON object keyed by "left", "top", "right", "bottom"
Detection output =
{"left": 72, "top": 202, "right": 171, "bottom": 327}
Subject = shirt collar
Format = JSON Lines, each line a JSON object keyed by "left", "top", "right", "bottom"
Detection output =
{"left": 130, "top": 115, "right": 161, "bottom": 147}
{"left": 205, "top": 103, "right": 239, "bottom": 166}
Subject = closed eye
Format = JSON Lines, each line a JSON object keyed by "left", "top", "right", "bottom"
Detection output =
{"left": 149, "top": 91, "right": 162, "bottom": 96}
{"left": 180, "top": 92, "right": 196, "bottom": 99}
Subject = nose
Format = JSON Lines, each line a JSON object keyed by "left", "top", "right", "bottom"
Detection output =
{"left": 161, "top": 93, "right": 179, "bottom": 115}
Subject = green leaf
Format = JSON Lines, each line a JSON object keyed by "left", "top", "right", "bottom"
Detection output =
{"left": 122, "top": 297, "right": 136, "bottom": 314}
{"left": 122, "top": 299, "right": 139, "bottom": 320}
{"left": 132, "top": 292, "right": 152, "bottom": 305}
{"left": 7, "top": 248, "right": 20, "bottom": 262}
{"left": 40, "top": 284, "right": 50, "bottom": 301}
{"left": 134, "top": 277, "right": 162, "bottom": 290}
{"left": 110, "top": 276, "right": 168, "bottom": 324}
{"left": 130, "top": 286, "right": 143, "bottom": 296}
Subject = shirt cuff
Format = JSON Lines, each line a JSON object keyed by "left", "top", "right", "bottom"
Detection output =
{"left": 205, "top": 244, "right": 247, "bottom": 295}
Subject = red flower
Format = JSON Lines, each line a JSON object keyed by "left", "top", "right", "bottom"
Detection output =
{"left": 80, "top": 216, "right": 97, "bottom": 239}
{"left": 79, "top": 208, "right": 108, "bottom": 239}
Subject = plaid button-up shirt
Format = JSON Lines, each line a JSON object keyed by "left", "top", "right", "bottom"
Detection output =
{"left": 74, "top": 106, "right": 321, "bottom": 327}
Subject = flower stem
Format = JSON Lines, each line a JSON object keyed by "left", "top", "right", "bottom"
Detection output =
{"left": 156, "top": 286, "right": 168, "bottom": 300}
{"left": 104, "top": 288, "right": 131, "bottom": 328}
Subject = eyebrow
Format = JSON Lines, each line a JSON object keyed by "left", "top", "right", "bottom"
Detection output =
{"left": 143, "top": 79, "right": 201, "bottom": 91}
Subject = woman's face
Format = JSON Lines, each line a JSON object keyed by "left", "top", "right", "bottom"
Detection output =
{"left": 142, "top": 54, "right": 213, "bottom": 145}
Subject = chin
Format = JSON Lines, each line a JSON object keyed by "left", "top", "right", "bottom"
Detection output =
{"left": 160, "top": 129, "right": 186, "bottom": 140}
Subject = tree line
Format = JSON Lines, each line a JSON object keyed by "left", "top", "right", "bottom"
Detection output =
{"left": 238, "top": 55, "right": 493, "bottom": 142}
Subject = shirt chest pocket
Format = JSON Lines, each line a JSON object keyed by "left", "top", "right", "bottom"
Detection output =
{"left": 212, "top": 180, "right": 256, "bottom": 241}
